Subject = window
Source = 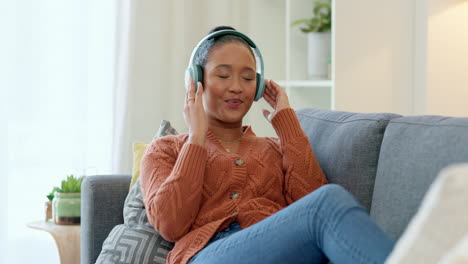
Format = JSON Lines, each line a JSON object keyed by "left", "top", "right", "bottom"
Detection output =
{"left": 2, "top": 1, "right": 116, "bottom": 262}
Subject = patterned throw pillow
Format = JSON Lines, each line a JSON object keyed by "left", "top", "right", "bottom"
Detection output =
{"left": 96, "top": 120, "right": 178, "bottom": 264}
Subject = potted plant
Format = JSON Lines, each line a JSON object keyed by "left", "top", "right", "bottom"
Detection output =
{"left": 292, "top": 1, "right": 332, "bottom": 79}
{"left": 51, "top": 174, "right": 84, "bottom": 225}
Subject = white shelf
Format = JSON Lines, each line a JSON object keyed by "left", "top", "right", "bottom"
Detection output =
{"left": 276, "top": 80, "right": 333, "bottom": 88}
{"left": 278, "top": 0, "right": 335, "bottom": 111}
{"left": 280, "top": 0, "right": 335, "bottom": 111}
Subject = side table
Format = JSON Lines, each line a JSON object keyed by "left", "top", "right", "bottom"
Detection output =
{"left": 27, "top": 220, "right": 80, "bottom": 264}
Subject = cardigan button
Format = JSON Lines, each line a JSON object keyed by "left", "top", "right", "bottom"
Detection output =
{"left": 234, "top": 159, "right": 244, "bottom": 166}
{"left": 231, "top": 209, "right": 238, "bottom": 215}
{"left": 230, "top": 192, "right": 240, "bottom": 199}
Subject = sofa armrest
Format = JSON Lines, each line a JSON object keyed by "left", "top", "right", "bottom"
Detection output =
{"left": 80, "top": 174, "right": 131, "bottom": 264}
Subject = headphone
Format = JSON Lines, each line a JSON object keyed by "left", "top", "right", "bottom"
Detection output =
{"left": 185, "top": 29, "right": 265, "bottom": 101}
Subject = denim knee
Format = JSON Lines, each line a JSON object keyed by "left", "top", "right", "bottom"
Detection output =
{"left": 317, "top": 184, "right": 361, "bottom": 204}
{"left": 310, "top": 184, "right": 365, "bottom": 220}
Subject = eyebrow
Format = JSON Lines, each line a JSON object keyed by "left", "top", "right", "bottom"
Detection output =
{"left": 215, "top": 64, "right": 255, "bottom": 73}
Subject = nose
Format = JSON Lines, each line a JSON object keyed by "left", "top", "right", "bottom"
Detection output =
{"left": 228, "top": 76, "right": 243, "bottom": 94}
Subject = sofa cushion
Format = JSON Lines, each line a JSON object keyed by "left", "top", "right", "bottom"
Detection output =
{"left": 296, "top": 108, "right": 401, "bottom": 211}
{"left": 371, "top": 115, "right": 468, "bottom": 241}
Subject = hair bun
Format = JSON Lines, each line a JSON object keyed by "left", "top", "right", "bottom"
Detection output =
{"left": 208, "top": 26, "right": 236, "bottom": 34}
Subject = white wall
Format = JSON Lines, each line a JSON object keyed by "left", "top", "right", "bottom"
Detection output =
{"left": 334, "top": 0, "right": 414, "bottom": 115}
{"left": 240, "top": 0, "right": 286, "bottom": 137}
{"left": 335, "top": 0, "right": 468, "bottom": 116}
{"left": 425, "top": 0, "right": 468, "bottom": 116}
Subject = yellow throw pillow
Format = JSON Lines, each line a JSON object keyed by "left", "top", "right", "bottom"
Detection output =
{"left": 129, "top": 120, "right": 179, "bottom": 190}
{"left": 129, "top": 142, "right": 148, "bottom": 190}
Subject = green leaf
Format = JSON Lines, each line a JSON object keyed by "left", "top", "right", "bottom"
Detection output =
{"left": 46, "top": 187, "right": 61, "bottom": 200}
{"left": 300, "top": 27, "right": 310, "bottom": 33}
{"left": 291, "top": 0, "right": 331, "bottom": 33}
{"left": 291, "top": 18, "right": 311, "bottom": 27}
{"left": 56, "top": 174, "right": 84, "bottom": 193}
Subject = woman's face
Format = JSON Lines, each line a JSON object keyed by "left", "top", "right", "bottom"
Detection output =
{"left": 202, "top": 42, "right": 257, "bottom": 126}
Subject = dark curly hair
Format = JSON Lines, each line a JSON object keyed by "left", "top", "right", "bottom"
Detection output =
{"left": 195, "top": 26, "right": 256, "bottom": 68}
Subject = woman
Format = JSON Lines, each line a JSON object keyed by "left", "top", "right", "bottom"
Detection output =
{"left": 141, "top": 26, "right": 394, "bottom": 264}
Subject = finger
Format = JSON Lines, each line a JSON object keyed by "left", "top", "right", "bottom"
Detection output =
{"left": 270, "top": 80, "right": 283, "bottom": 95}
{"left": 261, "top": 109, "right": 271, "bottom": 122}
{"left": 264, "top": 79, "right": 272, "bottom": 92}
{"left": 195, "top": 82, "right": 203, "bottom": 103}
{"left": 263, "top": 88, "right": 274, "bottom": 99}
{"left": 271, "top": 80, "right": 289, "bottom": 100}
{"left": 264, "top": 79, "right": 271, "bottom": 91}
{"left": 185, "top": 79, "right": 197, "bottom": 105}
{"left": 263, "top": 82, "right": 277, "bottom": 105}
{"left": 264, "top": 85, "right": 276, "bottom": 100}
{"left": 271, "top": 80, "right": 291, "bottom": 109}
{"left": 263, "top": 81, "right": 273, "bottom": 97}
{"left": 185, "top": 77, "right": 193, "bottom": 103}
{"left": 263, "top": 91, "right": 276, "bottom": 108}
{"left": 189, "top": 78, "right": 196, "bottom": 98}
{"left": 264, "top": 79, "right": 275, "bottom": 95}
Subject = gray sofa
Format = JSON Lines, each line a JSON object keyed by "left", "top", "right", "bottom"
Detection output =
{"left": 81, "top": 108, "right": 468, "bottom": 263}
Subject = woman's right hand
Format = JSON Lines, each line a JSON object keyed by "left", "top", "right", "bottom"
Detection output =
{"left": 183, "top": 78, "right": 208, "bottom": 146}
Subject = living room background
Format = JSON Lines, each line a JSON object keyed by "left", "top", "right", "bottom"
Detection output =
{"left": 2, "top": 0, "right": 468, "bottom": 263}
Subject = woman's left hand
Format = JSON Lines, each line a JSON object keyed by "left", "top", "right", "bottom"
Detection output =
{"left": 261, "top": 79, "right": 291, "bottom": 123}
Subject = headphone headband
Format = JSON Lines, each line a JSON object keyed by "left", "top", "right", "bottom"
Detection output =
{"left": 187, "top": 30, "right": 257, "bottom": 64}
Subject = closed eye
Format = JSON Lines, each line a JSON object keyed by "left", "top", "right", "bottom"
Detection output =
{"left": 218, "top": 75, "right": 229, "bottom": 79}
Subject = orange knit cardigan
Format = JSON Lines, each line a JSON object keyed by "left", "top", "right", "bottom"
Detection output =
{"left": 141, "top": 108, "right": 328, "bottom": 264}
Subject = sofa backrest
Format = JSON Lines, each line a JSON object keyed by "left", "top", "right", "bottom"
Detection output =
{"left": 371, "top": 115, "right": 468, "bottom": 241}
{"left": 296, "top": 108, "right": 401, "bottom": 211}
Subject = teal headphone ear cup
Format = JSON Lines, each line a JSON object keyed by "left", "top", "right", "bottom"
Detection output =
{"left": 254, "top": 73, "right": 265, "bottom": 101}
{"left": 186, "top": 65, "right": 204, "bottom": 91}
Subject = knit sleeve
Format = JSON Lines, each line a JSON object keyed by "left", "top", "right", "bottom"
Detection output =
{"left": 271, "top": 108, "right": 328, "bottom": 204}
{"left": 140, "top": 136, "right": 207, "bottom": 242}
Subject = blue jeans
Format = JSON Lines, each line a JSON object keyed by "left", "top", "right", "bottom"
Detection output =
{"left": 188, "top": 184, "right": 394, "bottom": 264}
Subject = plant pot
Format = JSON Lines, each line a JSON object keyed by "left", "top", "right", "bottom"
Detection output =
{"left": 52, "top": 192, "right": 81, "bottom": 225}
{"left": 307, "top": 31, "right": 331, "bottom": 79}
